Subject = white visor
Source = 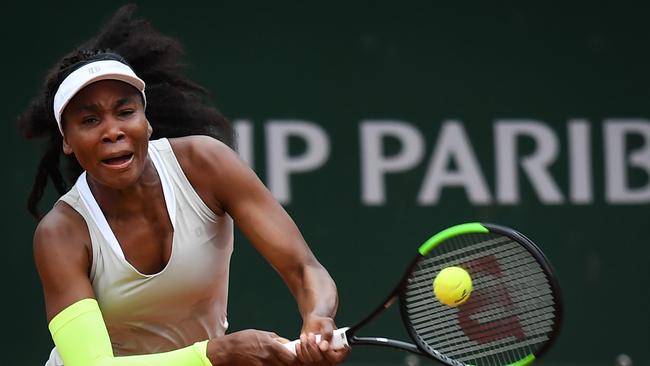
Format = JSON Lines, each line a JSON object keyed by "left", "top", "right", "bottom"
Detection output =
{"left": 53, "top": 60, "right": 146, "bottom": 135}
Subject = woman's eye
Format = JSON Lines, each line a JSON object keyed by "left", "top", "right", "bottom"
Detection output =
{"left": 82, "top": 117, "right": 99, "bottom": 124}
{"left": 119, "top": 109, "right": 135, "bottom": 117}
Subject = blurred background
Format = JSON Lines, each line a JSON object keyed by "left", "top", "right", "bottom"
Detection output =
{"left": 2, "top": 1, "right": 649, "bottom": 365}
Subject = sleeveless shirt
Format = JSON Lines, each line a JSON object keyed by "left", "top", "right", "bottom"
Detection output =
{"left": 58, "top": 138, "right": 233, "bottom": 356}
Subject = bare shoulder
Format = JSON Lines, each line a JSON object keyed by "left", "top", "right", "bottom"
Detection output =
{"left": 167, "top": 135, "right": 237, "bottom": 166}
{"left": 33, "top": 201, "right": 91, "bottom": 272}
{"left": 35, "top": 202, "right": 95, "bottom": 320}
{"left": 167, "top": 135, "right": 244, "bottom": 214}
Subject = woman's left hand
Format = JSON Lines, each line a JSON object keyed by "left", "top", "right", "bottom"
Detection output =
{"left": 294, "top": 314, "right": 350, "bottom": 365}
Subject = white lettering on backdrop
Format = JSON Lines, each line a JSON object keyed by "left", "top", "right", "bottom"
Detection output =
{"left": 233, "top": 119, "right": 650, "bottom": 205}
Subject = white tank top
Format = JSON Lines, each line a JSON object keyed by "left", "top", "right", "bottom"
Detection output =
{"left": 58, "top": 138, "right": 233, "bottom": 356}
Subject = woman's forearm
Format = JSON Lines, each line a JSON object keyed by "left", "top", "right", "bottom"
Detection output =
{"left": 292, "top": 261, "right": 339, "bottom": 320}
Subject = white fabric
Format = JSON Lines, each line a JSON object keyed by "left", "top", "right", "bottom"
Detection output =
{"left": 45, "top": 347, "right": 63, "bottom": 366}
{"left": 51, "top": 138, "right": 233, "bottom": 361}
{"left": 53, "top": 60, "right": 146, "bottom": 135}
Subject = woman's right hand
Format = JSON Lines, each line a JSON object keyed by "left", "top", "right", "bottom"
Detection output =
{"left": 207, "top": 329, "right": 297, "bottom": 366}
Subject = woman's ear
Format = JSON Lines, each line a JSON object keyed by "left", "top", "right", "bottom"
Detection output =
{"left": 147, "top": 120, "right": 153, "bottom": 138}
{"left": 62, "top": 135, "right": 73, "bottom": 155}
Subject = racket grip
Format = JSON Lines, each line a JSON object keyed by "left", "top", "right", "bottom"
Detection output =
{"left": 282, "top": 327, "right": 350, "bottom": 354}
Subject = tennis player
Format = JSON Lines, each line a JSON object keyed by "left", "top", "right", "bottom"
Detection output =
{"left": 19, "top": 5, "right": 349, "bottom": 366}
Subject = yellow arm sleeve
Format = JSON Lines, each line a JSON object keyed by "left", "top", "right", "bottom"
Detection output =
{"left": 48, "top": 298, "right": 212, "bottom": 366}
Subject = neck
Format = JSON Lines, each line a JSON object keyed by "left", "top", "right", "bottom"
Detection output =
{"left": 86, "top": 157, "right": 163, "bottom": 219}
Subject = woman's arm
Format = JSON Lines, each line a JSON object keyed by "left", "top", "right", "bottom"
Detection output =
{"left": 34, "top": 202, "right": 96, "bottom": 322}
{"left": 173, "top": 136, "right": 349, "bottom": 364}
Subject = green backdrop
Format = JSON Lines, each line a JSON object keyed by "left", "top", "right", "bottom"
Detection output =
{"left": 2, "top": 2, "right": 649, "bottom": 365}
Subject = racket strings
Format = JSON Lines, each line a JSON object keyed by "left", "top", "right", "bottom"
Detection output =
{"left": 410, "top": 238, "right": 526, "bottom": 285}
{"left": 402, "top": 233, "right": 558, "bottom": 366}
{"left": 442, "top": 236, "right": 550, "bottom": 364}
{"left": 408, "top": 289, "right": 554, "bottom": 332}
{"left": 420, "top": 249, "right": 548, "bottom": 364}
{"left": 407, "top": 260, "right": 553, "bottom": 320}
{"left": 408, "top": 254, "right": 546, "bottom": 306}
{"left": 411, "top": 284, "right": 555, "bottom": 356}
{"left": 422, "top": 309, "right": 555, "bottom": 353}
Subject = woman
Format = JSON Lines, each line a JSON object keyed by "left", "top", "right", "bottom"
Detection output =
{"left": 19, "top": 5, "right": 348, "bottom": 366}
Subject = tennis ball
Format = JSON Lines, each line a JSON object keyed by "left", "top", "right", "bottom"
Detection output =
{"left": 433, "top": 266, "right": 472, "bottom": 306}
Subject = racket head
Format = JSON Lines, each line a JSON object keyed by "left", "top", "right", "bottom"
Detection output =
{"left": 399, "top": 223, "right": 562, "bottom": 366}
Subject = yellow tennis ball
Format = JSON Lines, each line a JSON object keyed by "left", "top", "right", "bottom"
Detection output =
{"left": 433, "top": 266, "right": 473, "bottom": 306}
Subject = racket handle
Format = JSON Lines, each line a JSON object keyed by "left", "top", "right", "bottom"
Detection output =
{"left": 282, "top": 327, "right": 350, "bottom": 354}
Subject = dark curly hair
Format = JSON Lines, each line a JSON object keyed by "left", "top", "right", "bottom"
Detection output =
{"left": 18, "top": 4, "right": 234, "bottom": 220}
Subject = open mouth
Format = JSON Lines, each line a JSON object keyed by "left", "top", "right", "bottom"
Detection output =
{"left": 101, "top": 153, "right": 134, "bottom": 167}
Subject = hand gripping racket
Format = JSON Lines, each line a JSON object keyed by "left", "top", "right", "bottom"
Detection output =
{"left": 284, "top": 222, "right": 563, "bottom": 366}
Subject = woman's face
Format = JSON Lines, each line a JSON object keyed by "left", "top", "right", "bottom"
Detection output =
{"left": 61, "top": 79, "right": 151, "bottom": 189}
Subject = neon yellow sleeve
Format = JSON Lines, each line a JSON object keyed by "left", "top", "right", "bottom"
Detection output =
{"left": 48, "top": 298, "right": 212, "bottom": 366}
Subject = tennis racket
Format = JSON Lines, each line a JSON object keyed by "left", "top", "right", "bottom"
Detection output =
{"left": 283, "top": 222, "right": 563, "bottom": 366}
